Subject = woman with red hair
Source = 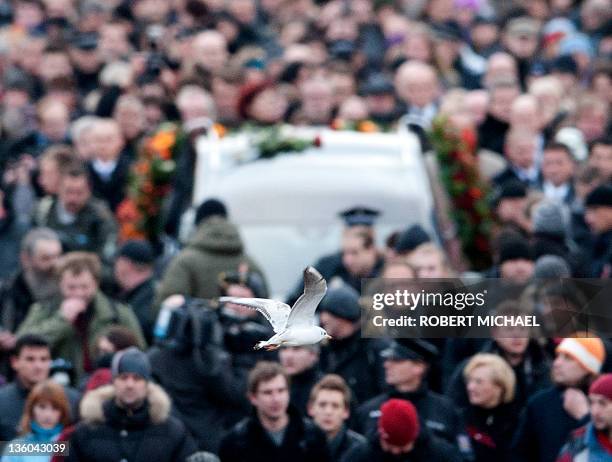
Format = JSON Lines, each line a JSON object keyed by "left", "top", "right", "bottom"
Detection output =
{"left": 2, "top": 380, "right": 71, "bottom": 461}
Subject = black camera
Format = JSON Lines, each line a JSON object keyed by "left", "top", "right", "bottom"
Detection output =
{"left": 155, "top": 298, "right": 221, "bottom": 354}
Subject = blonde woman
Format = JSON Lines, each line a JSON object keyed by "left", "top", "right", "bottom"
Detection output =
{"left": 462, "top": 353, "right": 518, "bottom": 462}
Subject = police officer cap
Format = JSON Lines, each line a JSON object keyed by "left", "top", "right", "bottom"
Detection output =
{"left": 381, "top": 339, "right": 439, "bottom": 363}
{"left": 339, "top": 206, "right": 380, "bottom": 227}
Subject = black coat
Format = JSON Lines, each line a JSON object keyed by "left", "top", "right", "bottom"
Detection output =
{"left": 164, "top": 138, "right": 196, "bottom": 238}
{"left": 0, "top": 218, "right": 27, "bottom": 283}
{"left": 492, "top": 166, "right": 543, "bottom": 191}
{"left": 218, "top": 406, "right": 330, "bottom": 462}
{"left": 319, "top": 332, "right": 388, "bottom": 405}
{"left": 66, "top": 383, "right": 197, "bottom": 462}
{"left": 87, "top": 154, "right": 131, "bottom": 212}
{"left": 340, "top": 429, "right": 462, "bottom": 462}
{"left": 464, "top": 402, "right": 518, "bottom": 462}
{"left": 0, "top": 272, "right": 36, "bottom": 333}
{"left": 289, "top": 366, "right": 323, "bottom": 416}
{"left": 510, "top": 385, "right": 590, "bottom": 462}
{"left": 329, "top": 426, "right": 366, "bottom": 461}
{"left": 589, "top": 230, "right": 612, "bottom": 278}
{"left": 118, "top": 278, "right": 156, "bottom": 344}
{"left": 148, "top": 345, "right": 249, "bottom": 453}
{"left": 0, "top": 379, "right": 80, "bottom": 442}
{"left": 0, "top": 272, "right": 37, "bottom": 378}
{"left": 353, "top": 384, "right": 469, "bottom": 455}
{"left": 478, "top": 114, "right": 508, "bottom": 155}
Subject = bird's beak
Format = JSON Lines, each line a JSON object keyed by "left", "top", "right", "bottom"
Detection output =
{"left": 325, "top": 334, "right": 333, "bottom": 340}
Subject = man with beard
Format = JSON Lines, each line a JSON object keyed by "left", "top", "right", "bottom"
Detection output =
{"left": 511, "top": 336, "right": 606, "bottom": 462}
{"left": 557, "top": 373, "right": 612, "bottom": 461}
{"left": 0, "top": 228, "right": 62, "bottom": 361}
{"left": 17, "top": 252, "right": 145, "bottom": 382}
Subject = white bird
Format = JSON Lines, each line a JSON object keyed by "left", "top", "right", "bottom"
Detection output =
{"left": 219, "top": 266, "right": 330, "bottom": 350}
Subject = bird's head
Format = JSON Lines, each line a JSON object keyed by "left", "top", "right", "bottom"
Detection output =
{"left": 317, "top": 326, "right": 333, "bottom": 340}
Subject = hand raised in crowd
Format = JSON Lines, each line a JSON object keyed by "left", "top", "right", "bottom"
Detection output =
{"left": 60, "top": 297, "right": 88, "bottom": 323}
{"left": 0, "top": 330, "right": 16, "bottom": 351}
{"left": 562, "top": 387, "right": 589, "bottom": 420}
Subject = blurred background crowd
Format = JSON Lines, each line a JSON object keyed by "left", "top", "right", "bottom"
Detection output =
{"left": 0, "top": 0, "right": 611, "bottom": 460}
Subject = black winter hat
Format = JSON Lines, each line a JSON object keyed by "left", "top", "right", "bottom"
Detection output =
{"left": 499, "top": 238, "right": 533, "bottom": 264}
{"left": 496, "top": 180, "right": 527, "bottom": 201}
{"left": 195, "top": 198, "right": 228, "bottom": 225}
{"left": 318, "top": 284, "right": 361, "bottom": 322}
{"left": 394, "top": 225, "right": 431, "bottom": 255}
{"left": 117, "top": 240, "right": 155, "bottom": 265}
{"left": 111, "top": 347, "right": 151, "bottom": 381}
{"left": 585, "top": 184, "right": 612, "bottom": 208}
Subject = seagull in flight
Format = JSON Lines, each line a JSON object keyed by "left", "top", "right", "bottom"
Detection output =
{"left": 219, "top": 266, "right": 330, "bottom": 350}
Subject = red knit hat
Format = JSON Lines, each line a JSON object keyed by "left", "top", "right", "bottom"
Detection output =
{"left": 590, "top": 373, "right": 612, "bottom": 401}
{"left": 378, "top": 399, "right": 420, "bottom": 446}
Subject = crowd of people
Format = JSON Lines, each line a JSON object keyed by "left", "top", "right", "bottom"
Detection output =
{"left": 0, "top": 0, "right": 611, "bottom": 460}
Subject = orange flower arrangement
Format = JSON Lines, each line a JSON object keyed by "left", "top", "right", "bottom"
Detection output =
{"left": 117, "top": 123, "right": 186, "bottom": 244}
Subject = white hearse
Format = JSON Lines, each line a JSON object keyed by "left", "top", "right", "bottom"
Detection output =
{"left": 184, "top": 125, "right": 436, "bottom": 298}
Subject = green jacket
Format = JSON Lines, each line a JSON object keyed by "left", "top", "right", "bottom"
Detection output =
{"left": 17, "top": 292, "right": 146, "bottom": 382}
{"left": 155, "top": 217, "right": 268, "bottom": 310}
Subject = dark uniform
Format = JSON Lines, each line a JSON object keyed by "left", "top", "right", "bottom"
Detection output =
{"left": 353, "top": 340, "right": 473, "bottom": 460}
{"left": 354, "top": 384, "right": 467, "bottom": 449}
{"left": 341, "top": 428, "right": 462, "bottom": 462}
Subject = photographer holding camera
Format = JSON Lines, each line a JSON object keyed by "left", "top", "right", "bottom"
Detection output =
{"left": 148, "top": 294, "right": 249, "bottom": 453}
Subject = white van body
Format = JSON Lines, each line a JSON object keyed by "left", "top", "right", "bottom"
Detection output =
{"left": 187, "top": 126, "right": 436, "bottom": 298}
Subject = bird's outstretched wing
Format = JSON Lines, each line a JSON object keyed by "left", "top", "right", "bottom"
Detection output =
{"left": 219, "top": 297, "right": 290, "bottom": 333}
{"left": 286, "top": 266, "right": 327, "bottom": 328}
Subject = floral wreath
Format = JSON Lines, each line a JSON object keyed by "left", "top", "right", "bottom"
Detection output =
{"left": 116, "top": 122, "right": 225, "bottom": 244}
{"left": 429, "top": 115, "right": 493, "bottom": 270}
